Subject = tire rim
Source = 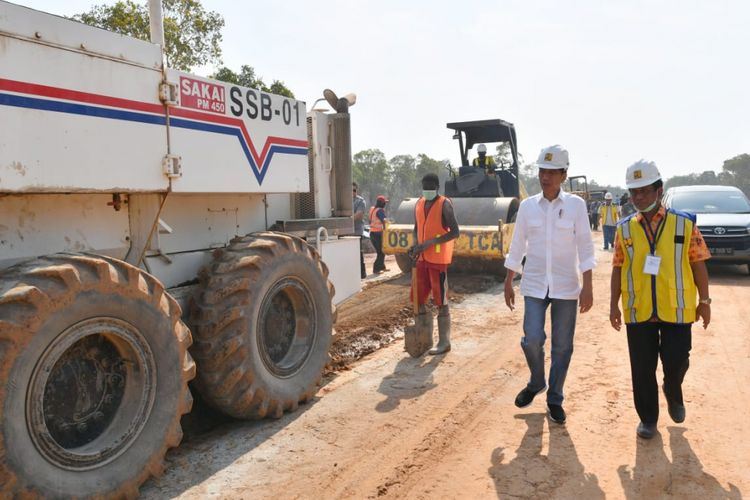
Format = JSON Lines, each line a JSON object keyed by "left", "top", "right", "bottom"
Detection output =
{"left": 27, "top": 317, "right": 156, "bottom": 471}
{"left": 257, "top": 277, "right": 316, "bottom": 378}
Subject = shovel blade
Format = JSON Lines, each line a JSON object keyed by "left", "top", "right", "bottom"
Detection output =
{"left": 405, "top": 313, "right": 434, "bottom": 358}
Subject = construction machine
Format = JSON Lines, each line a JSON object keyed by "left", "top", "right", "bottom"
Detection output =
{"left": 383, "top": 119, "right": 523, "bottom": 275}
{"left": 0, "top": 1, "right": 360, "bottom": 496}
{"left": 568, "top": 175, "right": 589, "bottom": 200}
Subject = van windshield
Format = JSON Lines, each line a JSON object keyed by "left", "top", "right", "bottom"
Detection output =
{"left": 670, "top": 191, "right": 750, "bottom": 213}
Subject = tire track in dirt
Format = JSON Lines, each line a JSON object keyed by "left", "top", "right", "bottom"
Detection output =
{"left": 308, "top": 291, "right": 525, "bottom": 499}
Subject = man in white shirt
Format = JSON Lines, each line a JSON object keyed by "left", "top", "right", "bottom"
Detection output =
{"left": 503, "top": 145, "right": 596, "bottom": 424}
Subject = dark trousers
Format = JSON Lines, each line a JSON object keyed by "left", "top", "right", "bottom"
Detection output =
{"left": 371, "top": 231, "right": 385, "bottom": 272}
{"left": 591, "top": 214, "right": 600, "bottom": 231}
{"left": 603, "top": 225, "right": 616, "bottom": 248}
{"left": 626, "top": 322, "right": 692, "bottom": 424}
{"left": 358, "top": 236, "right": 366, "bottom": 278}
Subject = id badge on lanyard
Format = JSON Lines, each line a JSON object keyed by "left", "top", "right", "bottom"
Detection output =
{"left": 641, "top": 218, "right": 664, "bottom": 276}
{"left": 644, "top": 254, "right": 661, "bottom": 275}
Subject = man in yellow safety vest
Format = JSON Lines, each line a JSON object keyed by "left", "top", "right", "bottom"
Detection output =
{"left": 609, "top": 160, "right": 711, "bottom": 440}
{"left": 600, "top": 192, "right": 619, "bottom": 250}
{"left": 472, "top": 143, "right": 497, "bottom": 175}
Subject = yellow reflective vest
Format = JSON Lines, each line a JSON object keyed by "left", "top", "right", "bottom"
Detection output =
{"left": 617, "top": 209, "right": 697, "bottom": 324}
{"left": 472, "top": 156, "right": 496, "bottom": 173}
{"left": 600, "top": 204, "right": 619, "bottom": 226}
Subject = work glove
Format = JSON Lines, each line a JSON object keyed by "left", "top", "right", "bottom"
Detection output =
{"left": 407, "top": 244, "right": 424, "bottom": 260}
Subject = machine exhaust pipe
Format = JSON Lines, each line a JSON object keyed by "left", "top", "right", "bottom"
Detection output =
{"left": 148, "top": 0, "right": 165, "bottom": 48}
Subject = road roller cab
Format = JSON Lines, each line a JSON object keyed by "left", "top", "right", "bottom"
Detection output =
{"left": 444, "top": 119, "right": 522, "bottom": 200}
{"left": 384, "top": 119, "right": 523, "bottom": 275}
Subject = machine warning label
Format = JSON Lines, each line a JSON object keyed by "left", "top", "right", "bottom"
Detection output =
{"left": 180, "top": 76, "right": 226, "bottom": 114}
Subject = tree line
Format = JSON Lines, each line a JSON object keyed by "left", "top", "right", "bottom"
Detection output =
{"left": 352, "top": 150, "right": 447, "bottom": 209}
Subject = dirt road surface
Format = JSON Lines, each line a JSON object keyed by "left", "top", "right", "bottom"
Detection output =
{"left": 141, "top": 234, "right": 749, "bottom": 499}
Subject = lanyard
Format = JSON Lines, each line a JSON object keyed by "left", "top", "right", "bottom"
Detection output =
{"left": 639, "top": 216, "right": 665, "bottom": 254}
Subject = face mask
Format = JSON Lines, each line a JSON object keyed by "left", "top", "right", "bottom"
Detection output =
{"left": 637, "top": 200, "right": 658, "bottom": 213}
{"left": 422, "top": 190, "right": 437, "bottom": 201}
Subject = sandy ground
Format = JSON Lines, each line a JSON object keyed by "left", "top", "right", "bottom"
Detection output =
{"left": 141, "top": 233, "right": 749, "bottom": 499}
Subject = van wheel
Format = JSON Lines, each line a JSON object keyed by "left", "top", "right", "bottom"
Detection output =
{"left": 190, "top": 232, "right": 335, "bottom": 419}
{"left": 0, "top": 254, "right": 194, "bottom": 498}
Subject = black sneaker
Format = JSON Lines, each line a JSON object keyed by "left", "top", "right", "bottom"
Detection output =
{"left": 514, "top": 385, "right": 547, "bottom": 408}
{"left": 637, "top": 422, "right": 657, "bottom": 439}
{"left": 547, "top": 404, "right": 566, "bottom": 424}
{"left": 662, "top": 385, "right": 686, "bottom": 423}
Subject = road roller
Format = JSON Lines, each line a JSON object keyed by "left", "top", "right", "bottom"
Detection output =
{"left": 384, "top": 119, "right": 524, "bottom": 275}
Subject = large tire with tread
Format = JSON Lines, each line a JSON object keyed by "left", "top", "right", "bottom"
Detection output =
{"left": 190, "top": 232, "right": 335, "bottom": 419}
{"left": 0, "top": 254, "right": 195, "bottom": 498}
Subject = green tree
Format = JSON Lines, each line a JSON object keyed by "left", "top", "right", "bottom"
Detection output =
{"left": 353, "top": 149, "right": 391, "bottom": 206}
{"left": 382, "top": 153, "right": 445, "bottom": 206}
{"left": 211, "top": 65, "right": 294, "bottom": 98}
{"left": 415, "top": 154, "right": 446, "bottom": 182}
{"left": 721, "top": 153, "right": 750, "bottom": 196}
{"left": 664, "top": 171, "right": 716, "bottom": 191}
{"left": 520, "top": 161, "right": 540, "bottom": 196}
{"left": 73, "top": 0, "right": 224, "bottom": 71}
{"left": 387, "top": 154, "right": 417, "bottom": 204}
{"left": 494, "top": 143, "right": 513, "bottom": 166}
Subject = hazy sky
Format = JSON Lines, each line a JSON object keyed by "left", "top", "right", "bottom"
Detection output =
{"left": 13, "top": 0, "right": 750, "bottom": 187}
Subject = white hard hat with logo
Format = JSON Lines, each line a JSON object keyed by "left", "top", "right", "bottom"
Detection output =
{"left": 626, "top": 160, "right": 661, "bottom": 189}
{"left": 604, "top": 192, "right": 613, "bottom": 200}
{"left": 477, "top": 144, "right": 487, "bottom": 153}
{"left": 534, "top": 144, "right": 569, "bottom": 169}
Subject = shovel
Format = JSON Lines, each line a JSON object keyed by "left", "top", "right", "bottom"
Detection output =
{"left": 405, "top": 258, "right": 434, "bottom": 357}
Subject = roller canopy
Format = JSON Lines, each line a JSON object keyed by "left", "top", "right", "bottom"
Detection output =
{"left": 446, "top": 119, "right": 517, "bottom": 151}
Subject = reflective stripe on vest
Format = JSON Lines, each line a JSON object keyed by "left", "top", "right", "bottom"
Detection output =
{"left": 369, "top": 207, "right": 384, "bottom": 232}
{"left": 617, "top": 210, "right": 697, "bottom": 324}
{"left": 415, "top": 196, "right": 454, "bottom": 264}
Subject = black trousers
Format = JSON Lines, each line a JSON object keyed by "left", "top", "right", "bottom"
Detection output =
{"left": 626, "top": 322, "right": 692, "bottom": 424}
{"left": 371, "top": 231, "right": 385, "bottom": 272}
{"left": 360, "top": 248, "right": 366, "bottom": 279}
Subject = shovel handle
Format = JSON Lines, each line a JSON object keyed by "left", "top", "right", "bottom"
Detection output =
{"left": 411, "top": 263, "right": 419, "bottom": 315}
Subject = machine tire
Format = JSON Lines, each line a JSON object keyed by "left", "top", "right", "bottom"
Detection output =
{"left": 0, "top": 254, "right": 195, "bottom": 498}
{"left": 395, "top": 254, "right": 412, "bottom": 275}
{"left": 190, "top": 232, "right": 335, "bottom": 419}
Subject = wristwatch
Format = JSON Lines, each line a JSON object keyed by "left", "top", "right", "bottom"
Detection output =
{"left": 699, "top": 298, "right": 712, "bottom": 305}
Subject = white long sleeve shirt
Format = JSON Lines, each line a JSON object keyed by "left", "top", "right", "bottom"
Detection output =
{"left": 505, "top": 190, "right": 596, "bottom": 300}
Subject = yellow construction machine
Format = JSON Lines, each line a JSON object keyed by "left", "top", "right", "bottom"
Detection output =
{"left": 384, "top": 119, "right": 525, "bottom": 275}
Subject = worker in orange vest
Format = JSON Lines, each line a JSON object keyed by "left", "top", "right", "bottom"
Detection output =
{"left": 408, "top": 173, "right": 460, "bottom": 354}
{"left": 369, "top": 195, "right": 389, "bottom": 274}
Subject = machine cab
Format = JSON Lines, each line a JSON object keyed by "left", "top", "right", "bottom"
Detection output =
{"left": 444, "top": 119, "right": 521, "bottom": 199}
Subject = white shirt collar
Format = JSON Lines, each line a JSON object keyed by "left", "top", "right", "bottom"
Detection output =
{"left": 535, "top": 189, "right": 568, "bottom": 204}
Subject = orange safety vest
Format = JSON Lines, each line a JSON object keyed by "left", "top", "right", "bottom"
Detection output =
{"left": 415, "top": 196, "right": 455, "bottom": 264}
{"left": 369, "top": 207, "right": 384, "bottom": 232}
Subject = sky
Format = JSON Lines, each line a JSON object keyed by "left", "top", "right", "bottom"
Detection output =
{"left": 12, "top": 0, "right": 750, "bottom": 187}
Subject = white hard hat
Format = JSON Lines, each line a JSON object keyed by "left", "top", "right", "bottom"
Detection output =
{"left": 625, "top": 160, "right": 661, "bottom": 189}
{"left": 604, "top": 192, "right": 613, "bottom": 200}
{"left": 477, "top": 144, "right": 487, "bottom": 153}
{"left": 534, "top": 144, "right": 569, "bottom": 170}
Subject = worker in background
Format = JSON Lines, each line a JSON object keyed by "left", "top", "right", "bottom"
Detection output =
{"left": 620, "top": 192, "right": 636, "bottom": 218}
{"left": 472, "top": 144, "right": 497, "bottom": 175}
{"left": 408, "top": 173, "right": 460, "bottom": 355}
{"left": 589, "top": 199, "right": 601, "bottom": 231}
{"left": 352, "top": 182, "right": 367, "bottom": 279}
{"left": 600, "top": 192, "right": 619, "bottom": 250}
{"left": 369, "top": 195, "right": 389, "bottom": 274}
{"left": 503, "top": 145, "right": 596, "bottom": 424}
{"left": 609, "top": 160, "right": 711, "bottom": 440}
